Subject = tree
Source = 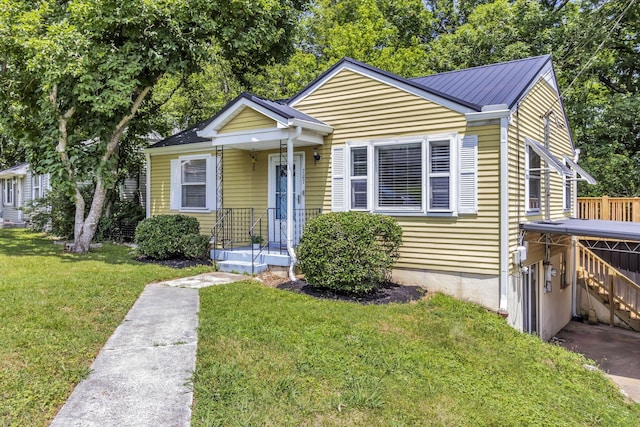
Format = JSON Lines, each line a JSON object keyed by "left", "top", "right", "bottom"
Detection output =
{"left": 0, "top": 0, "right": 305, "bottom": 252}
{"left": 249, "top": 0, "right": 434, "bottom": 100}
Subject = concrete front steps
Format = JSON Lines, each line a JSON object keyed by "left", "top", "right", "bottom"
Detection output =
{"left": 211, "top": 248, "right": 291, "bottom": 275}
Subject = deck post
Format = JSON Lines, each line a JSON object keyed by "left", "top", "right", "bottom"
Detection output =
{"left": 633, "top": 199, "right": 640, "bottom": 223}
{"left": 602, "top": 195, "right": 609, "bottom": 220}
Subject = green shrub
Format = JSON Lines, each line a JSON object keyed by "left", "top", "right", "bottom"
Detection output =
{"left": 180, "top": 233, "right": 211, "bottom": 260}
{"left": 96, "top": 200, "right": 146, "bottom": 242}
{"left": 134, "top": 214, "right": 207, "bottom": 260}
{"left": 296, "top": 211, "right": 402, "bottom": 294}
{"left": 24, "top": 186, "right": 94, "bottom": 239}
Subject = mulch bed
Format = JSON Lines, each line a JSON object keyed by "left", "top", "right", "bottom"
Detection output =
{"left": 134, "top": 257, "right": 425, "bottom": 305}
{"left": 277, "top": 280, "right": 425, "bottom": 305}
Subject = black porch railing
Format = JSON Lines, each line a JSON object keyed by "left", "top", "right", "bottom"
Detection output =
{"left": 210, "top": 207, "right": 322, "bottom": 259}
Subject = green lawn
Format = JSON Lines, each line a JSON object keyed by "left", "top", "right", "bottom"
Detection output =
{"left": 0, "top": 229, "right": 214, "bottom": 427}
{"left": 193, "top": 282, "right": 640, "bottom": 426}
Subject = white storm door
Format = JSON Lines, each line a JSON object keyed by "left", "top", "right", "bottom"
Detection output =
{"left": 268, "top": 153, "right": 304, "bottom": 244}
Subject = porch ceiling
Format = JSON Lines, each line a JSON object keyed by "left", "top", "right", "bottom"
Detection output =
{"left": 210, "top": 127, "right": 325, "bottom": 151}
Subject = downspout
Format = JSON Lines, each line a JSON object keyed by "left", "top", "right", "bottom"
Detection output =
{"left": 286, "top": 126, "right": 302, "bottom": 281}
{"left": 500, "top": 116, "right": 509, "bottom": 312}
{"left": 145, "top": 153, "right": 151, "bottom": 218}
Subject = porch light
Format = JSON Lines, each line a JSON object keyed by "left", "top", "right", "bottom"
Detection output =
{"left": 250, "top": 151, "right": 257, "bottom": 171}
{"left": 313, "top": 148, "right": 321, "bottom": 165}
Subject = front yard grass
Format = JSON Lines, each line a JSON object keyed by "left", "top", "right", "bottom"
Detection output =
{"left": 0, "top": 229, "right": 213, "bottom": 426}
{"left": 194, "top": 281, "right": 640, "bottom": 426}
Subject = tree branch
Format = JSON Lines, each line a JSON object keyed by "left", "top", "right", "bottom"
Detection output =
{"left": 103, "top": 85, "right": 152, "bottom": 162}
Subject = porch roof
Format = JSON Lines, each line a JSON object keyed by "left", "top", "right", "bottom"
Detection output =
{"left": 521, "top": 218, "right": 640, "bottom": 242}
{"left": 0, "top": 163, "right": 28, "bottom": 178}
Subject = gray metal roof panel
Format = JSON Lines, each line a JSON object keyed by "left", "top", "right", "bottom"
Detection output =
{"left": 411, "top": 55, "right": 552, "bottom": 109}
{"left": 521, "top": 219, "right": 640, "bottom": 242}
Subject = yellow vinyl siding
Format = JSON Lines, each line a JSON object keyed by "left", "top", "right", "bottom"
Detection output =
{"left": 507, "top": 78, "right": 574, "bottom": 273}
{"left": 218, "top": 107, "right": 277, "bottom": 134}
{"left": 295, "top": 69, "right": 501, "bottom": 275}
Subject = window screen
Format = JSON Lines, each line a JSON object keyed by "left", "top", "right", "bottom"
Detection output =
{"left": 377, "top": 143, "right": 422, "bottom": 208}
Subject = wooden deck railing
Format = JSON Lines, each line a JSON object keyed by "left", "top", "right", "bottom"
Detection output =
{"left": 577, "top": 196, "right": 640, "bottom": 222}
{"left": 578, "top": 243, "right": 640, "bottom": 327}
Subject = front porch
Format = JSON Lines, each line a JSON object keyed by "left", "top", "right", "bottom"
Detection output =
{"left": 210, "top": 207, "right": 322, "bottom": 274}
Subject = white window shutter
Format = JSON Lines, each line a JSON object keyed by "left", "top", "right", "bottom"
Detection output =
{"left": 331, "top": 146, "right": 346, "bottom": 212}
{"left": 170, "top": 159, "right": 181, "bottom": 210}
{"left": 205, "top": 155, "right": 215, "bottom": 211}
{"left": 459, "top": 135, "right": 478, "bottom": 214}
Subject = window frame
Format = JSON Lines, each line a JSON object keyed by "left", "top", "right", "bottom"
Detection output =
{"left": 344, "top": 134, "right": 458, "bottom": 216}
{"left": 32, "top": 174, "right": 42, "bottom": 200}
{"left": 3, "top": 178, "right": 14, "bottom": 206}
{"left": 525, "top": 142, "right": 541, "bottom": 215}
{"left": 171, "top": 154, "right": 217, "bottom": 212}
{"left": 562, "top": 161, "right": 572, "bottom": 212}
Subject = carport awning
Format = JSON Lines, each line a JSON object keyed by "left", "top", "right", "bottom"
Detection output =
{"left": 521, "top": 218, "right": 640, "bottom": 242}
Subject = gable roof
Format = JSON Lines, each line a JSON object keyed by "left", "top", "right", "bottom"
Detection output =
{"left": 411, "top": 55, "right": 553, "bottom": 110}
{"left": 149, "top": 55, "right": 559, "bottom": 149}
{"left": 148, "top": 93, "right": 330, "bottom": 150}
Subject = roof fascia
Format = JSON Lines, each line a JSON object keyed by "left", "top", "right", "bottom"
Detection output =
{"left": 144, "top": 141, "right": 213, "bottom": 155}
{"left": 289, "top": 58, "right": 478, "bottom": 115}
{"left": 289, "top": 118, "right": 333, "bottom": 134}
{"left": 466, "top": 105, "right": 510, "bottom": 122}
{"left": 564, "top": 156, "right": 597, "bottom": 185}
{"left": 197, "top": 96, "right": 289, "bottom": 138}
{"left": 512, "top": 58, "right": 575, "bottom": 151}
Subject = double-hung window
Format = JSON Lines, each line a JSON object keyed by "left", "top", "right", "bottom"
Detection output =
{"left": 525, "top": 144, "right": 541, "bottom": 213}
{"left": 32, "top": 175, "right": 42, "bottom": 200}
{"left": 334, "top": 134, "right": 476, "bottom": 215}
{"left": 350, "top": 147, "right": 368, "bottom": 210}
{"left": 376, "top": 143, "right": 422, "bottom": 210}
{"left": 563, "top": 165, "right": 572, "bottom": 212}
{"left": 170, "top": 155, "right": 217, "bottom": 211}
{"left": 428, "top": 140, "right": 451, "bottom": 211}
{"left": 181, "top": 159, "right": 207, "bottom": 208}
{"left": 3, "top": 179, "right": 13, "bottom": 206}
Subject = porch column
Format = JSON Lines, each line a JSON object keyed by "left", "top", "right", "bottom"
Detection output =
{"left": 286, "top": 127, "right": 301, "bottom": 251}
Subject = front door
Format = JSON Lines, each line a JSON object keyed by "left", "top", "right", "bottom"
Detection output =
{"left": 523, "top": 262, "right": 539, "bottom": 334}
{"left": 268, "top": 154, "right": 304, "bottom": 244}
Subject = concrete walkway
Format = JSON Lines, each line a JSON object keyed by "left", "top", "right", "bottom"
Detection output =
{"left": 555, "top": 321, "right": 640, "bottom": 403}
{"left": 50, "top": 272, "right": 246, "bottom": 427}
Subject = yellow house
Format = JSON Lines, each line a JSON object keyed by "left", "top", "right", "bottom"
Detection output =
{"left": 145, "top": 55, "right": 595, "bottom": 340}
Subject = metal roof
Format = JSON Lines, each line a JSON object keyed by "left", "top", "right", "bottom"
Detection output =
{"left": 521, "top": 219, "right": 640, "bottom": 242}
{"left": 411, "top": 55, "right": 552, "bottom": 109}
{"left": 150, "top": 55, "right": 555, "bottom": 149}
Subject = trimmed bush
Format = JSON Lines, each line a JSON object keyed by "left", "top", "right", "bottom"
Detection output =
{"left": 180, "top": 233, "right": 211, "bottom": 260}
{"left": 134, "top": 214, "right": 207, "bottom": 260}
{"left": 296, "top": 211, "right": 402, "bottom": 294}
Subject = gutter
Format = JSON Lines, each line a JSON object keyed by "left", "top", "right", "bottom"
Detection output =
{"left": 287, "top": 126, "right": 303, "bottom": 281}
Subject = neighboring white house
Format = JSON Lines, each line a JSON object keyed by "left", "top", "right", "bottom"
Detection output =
{"left": 0, "top": 163, "right": 50, "bottom": 225}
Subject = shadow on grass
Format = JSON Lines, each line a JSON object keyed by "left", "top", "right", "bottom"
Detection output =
{"left": 0, "top": 228, "right": 141, "bottom": 266}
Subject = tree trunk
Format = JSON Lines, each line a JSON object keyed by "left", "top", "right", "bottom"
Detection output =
{"left": 73, "top": 180, "right": 108, "bottom": 253}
